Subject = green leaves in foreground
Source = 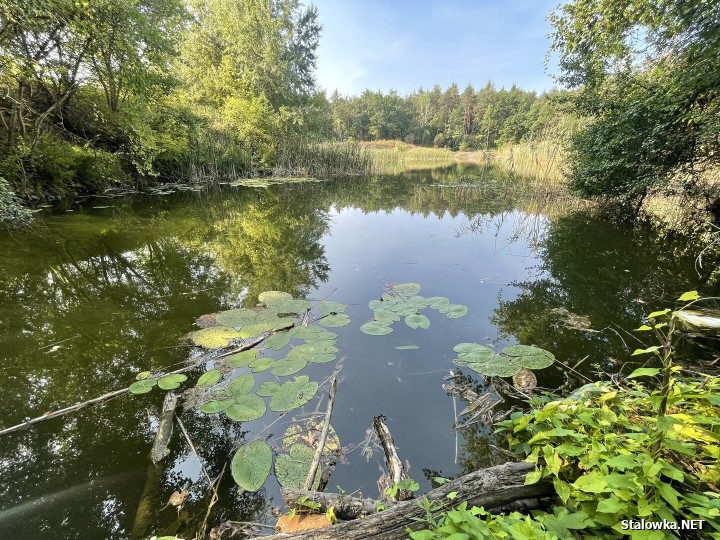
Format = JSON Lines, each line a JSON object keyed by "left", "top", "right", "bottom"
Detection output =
{"left": 362, "top": 283, "right": 467, "bottom": 336}
{"left": 231, "top": 440, "right": 273, "bottom": 492}
{"left": 453, "top": 343, "right": 555, "bottom": 377}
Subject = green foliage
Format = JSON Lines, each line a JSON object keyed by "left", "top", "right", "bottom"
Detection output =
{"left": 385, "top": 478, "right": 419, "bottom": 500}
{"left": 0, "top": 177, "right": 31, "bottom": 226}
{"left": 496, "top": 375, "right": 720, "bottom": 537}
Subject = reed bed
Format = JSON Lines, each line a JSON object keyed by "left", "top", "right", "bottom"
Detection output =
{"left": 364, "top": 141, "right": 455, "bottom": 174}
{"left": 494, "top": 139, "right": 566, "bottom": 185}
{"left": 273, "top": 141, "right": 374, "bottom": 178}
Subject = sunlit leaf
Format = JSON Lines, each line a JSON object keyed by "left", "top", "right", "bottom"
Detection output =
{"left": 647, "top": 309, "right": 671, "bottom": 319}
{"left": 405, "top": 313, "right": 430, "bottom": 329}
{"left": 678, "top": 290, "right": 700, "bottom": 302}
{"left": 631, "top": 346, "right": 661, "bottom": 356}
{"left": 227, "top": 349, "right": 260, "bottom": 367}
{"left": 226, "top": 394, "right": 266, "bottom": 421}
{"left": 320, "top": 314, "right": 351, "bottom": 327}
{"left": 275, "top": 444, "right": 321, "bottom": 490}
{"left": 258, "top": 291, "right": 292, "bottom": 303}
{"left": 135, "top": 371, "right": 151, "bottom": 380}
{"left": 249, "top": 357, "right": 274, "bottom": 373}
{"left": 360, "top": 320, "right": 393, "bottom": 335}
{"left": 192, "top": 326, "right": 240, "bottom": 349}
{"left": 318, "top": 301, "right": 346, "bottom": 314}
{"left": 256, "top": 381, "right": 280, "bottom": 397}
{"left": 270, "top": 376, "right": 319, "bottom": 412}
{"left": 502, "top": 345, "right": 556, "bottom": 369}
{"left": 215, "top": 308, "right": 258, "bottom": 328}
{"left": 231, "top": 440, "right": 272, "bottom": 492}
{"left": 196, "top": 369, "right": 223, "bottom": 387}
{"left": 628, "top": 367, "right": 661, "bottom": 378}
{"left": 130, "top": 379, "right": 157, "bottom": 394}
{"left": 227, "top": 373, "right": 255, "bottom": 395}
{"left": 158, "top": 374, "right": 187, "bottom": 390}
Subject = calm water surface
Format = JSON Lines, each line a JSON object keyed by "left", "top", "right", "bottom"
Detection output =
{"left": 0, "top": 165, "right": 717, "bottom": 539}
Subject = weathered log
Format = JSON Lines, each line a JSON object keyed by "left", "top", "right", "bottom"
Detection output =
{"left": 150, "top": 392, "right": 178, "bottom": 464}
{"left": 304, "top": 373, "right": 338, "bottom": 490}
{"left": 673, "top": 309, "right": 720, "bottom": 336}
{"left": 373, "top": 415, "right": 411, "bottom": 501}
{"left": 259, "top": 461, "right": 553, "bottom": 540}
{"left": 281, "top": 488, "right": 379, "bottom": 520}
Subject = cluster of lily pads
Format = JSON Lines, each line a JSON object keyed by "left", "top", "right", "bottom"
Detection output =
{"left": 360, "top": 283, "right": 467, "bottom": 336}
{"left": 452, "top": 343, "right": 555, "bottom": 377}
{"left": 130, "top": 372, "right": 188, "bottom": 394}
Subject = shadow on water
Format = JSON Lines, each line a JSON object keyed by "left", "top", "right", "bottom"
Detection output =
{"left": 0, "top": 164, "right": 718, "bottom": 538}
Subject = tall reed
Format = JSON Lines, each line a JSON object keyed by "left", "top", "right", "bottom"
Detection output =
{"left": 273, "top": 140, "right": 374, "bottom": 178}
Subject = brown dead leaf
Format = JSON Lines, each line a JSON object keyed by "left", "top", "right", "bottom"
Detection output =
{"left": 513, "top": 368, "right": 537, "bottom": 395}
{"left": 167, "top": 488, "right": 189, "bottom": 508}
{"left": 195, "top": 313, "right": 218, "bottom": 328}
{"left": 276, "top": 514, "right": 332, "bottom": 533}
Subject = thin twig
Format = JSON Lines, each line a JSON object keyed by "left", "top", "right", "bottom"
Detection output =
{"left": 176, "top": 416, "right": 212, "bottom": 484}
{"left": 198, "top": 462, "right": 226, "bottom": 540}
{"left": 303, "top": 372, "right": 338, "bottom": 491}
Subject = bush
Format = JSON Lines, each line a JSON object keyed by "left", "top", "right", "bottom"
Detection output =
{"left": 0, "top": 177, "right": 32, "bottom": 226}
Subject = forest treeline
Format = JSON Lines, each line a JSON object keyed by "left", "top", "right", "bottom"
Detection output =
{"left": 0, "top": 0, "right": 718, "bottom": 223}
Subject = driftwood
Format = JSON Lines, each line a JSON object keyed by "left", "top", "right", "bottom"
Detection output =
{"left": 259, "top": 461, "right": 553, "bottom": 540}
{"left": 282, "top": 488, "right": 379, "bottom": 520}
{"left": 0, "top": 332, "right": 274, "bottom": 437}
{"left": 373, "top": 415, "right": 411, "bottom": 501}
{"left": 304, "top": 373, "right": 338, "bottom": 490}
{"left": 150, "top": 392, "right": 178, "bottom": 464}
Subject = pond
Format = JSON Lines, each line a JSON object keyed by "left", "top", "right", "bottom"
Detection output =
{"left": 0, "top": 164, "right": 718, "bottom": 539}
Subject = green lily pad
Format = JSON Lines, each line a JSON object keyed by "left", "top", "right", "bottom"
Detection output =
{"left": 264, "top": 332, "right": 292, "bottom": 350}
{"left": 129, "top": 379, "right": 157, "bottom": 394}
{"left": 271, "top": 358, "right": 308, "bottom": 376}
{"left": 266, "top": 298, "right": 312, "bottom": 314}
{"left": 215, "top": 308, "right": 258, "bottom": 328}
{"left": 249, "top": 357, "right": 274, "bottom": 373}
{"left": 200, "top": 398, "right": 235, "bottom": 414}
{"left": 289, "top": 326, "right": 325, "bottom": 339}
{"left": 231, "top": 440, "right": 272, "bottom": 492}
{"left": 197, "top": 369, "right": 223, "bottom": 387}
{"left": 192, "top": 326, "right": 240, "bottom": 349}
{"left": 288, "top": 343, "right": 338, "bottom": 363}
{"left": 502, "top": 345, "right": 556, "bottom": 369}
{"left": 369, "top": 299, "right": 385, "bottom": 310}
{"left": 405, "top": 313, "right": 430, "bottom": 329}
{"left": 407, "top": 296, "right": 431, "bottom": 309}
{"left": 270, "top": 376, "right": 319, "bottom": 412}
{"left": 238, "top": 321, "right": 280, "bottom": 339}
{"left": 135, "top": 371, "right": 152, "bottom": 381}
{"left": 275, "top": 444, "right": 321, "bottom": 490}
{"left": 227, "top": 373, "right": 255, "bottom": 395}
{"left": 318, "top": 300, "right": 346, "bottom": 314}
{"left": 227, "top": 349, "right": 260, "bottom": 367}
{"left": 455, "top": 352, "right": 521, "bottom": 377}
{"left": 391, "top": 283, "right": 422, "bottom": 298}
{"left": 442, "top": 304, "right": 468, "bottom": 319}
{"left": 282, "top": 421, "right": 340, "bottom": 451}
{"left": 427, "top": 297, "right": 450, "bottom": 309}
{"left": 158, "top": 374, "right": 188, "bottom": 390}
{"left": 302, "top": 330, "right": 337, "bottom": 344}
{"left": 226, "top": 394, "right": 266, "bottom": 421}
{"left": 374, "top": 309, "right": 400, "bottom": 322}
{"left": 360, "top": 320, "right": 393, "bottom": 335}
{"left": 320, "top": 314, "right": 351, "bottom": 327}
{"left": 256, "top": 381, "right": 280, "bottom": 397}
{"left": 258, "top": 291, "right": 292, "bottom": 303}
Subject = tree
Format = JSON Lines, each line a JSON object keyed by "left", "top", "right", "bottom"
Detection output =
{"left": 550, "top": 0, "right": 720, "bottom": 213}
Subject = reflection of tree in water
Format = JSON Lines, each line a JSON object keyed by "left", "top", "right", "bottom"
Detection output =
{"left": 492, "top": 212, "right": 720, "bottom": 376}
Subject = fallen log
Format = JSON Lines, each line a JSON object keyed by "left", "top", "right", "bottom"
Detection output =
{"left": 150, "top": 392, "right": 178, "bottom": 464}
{"left": 373, "top": 415, "right": 411, "bottom": 501}
{"left": 281, "top": 488, "right": 379, "bottom": 520}
{"left": 259, "top": 461, "right": 553, "bottom": 540}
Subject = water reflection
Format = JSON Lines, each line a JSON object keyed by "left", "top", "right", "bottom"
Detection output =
{"left": 0, "top": 165, "right": 718, "bottom": 538}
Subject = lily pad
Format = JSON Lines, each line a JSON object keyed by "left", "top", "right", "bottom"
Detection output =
{"left": 200, "top": 398, "right": 235, "bottom": 414}
{"left": 231, "top": 440, "right": 272, "bottom": 492}
{"left": 407, "top": 296, "right": 431, "bottom": 309}
{"left": 256, "top": 381, "right": 280, "bottom": 397}
{"left": 135, "top": 371, "right": 152, "bottom": 381}
{"left": 427, "top": 297, "right": 450, "bottom": 309}
{"left": 288, "top": 343, "right": 338, "bottom": 363}
{"left": 360, "top": 320, "right": 393, "bottom": 335}
{"left": 275, "top": 444, "right": 321, "bottom": 490}
{"left": 158, "top": 374, "right": 188, "bottom": 390}
{"left": 227, "top": 373, "right": 255, "bottom": 395}
{"left": 266, "top": 298, "right": 312, "bottom": 314}
{"left": 373, "top": 309, "right": 400, "bottom": 322}
{"left": 270, "top": 376, "right": 319, "bottom": 412}
{"left": 463, "top": 358, "right": 520, "bottom": 378}
{"left": 249, "top": 357, "right": 274, "bottom": 373}
{"left": 215, "top": 308, "right": 258, "bottom": 328}
{"left": 130, "top": 379, "right": 157, "bottom": 394}
{"left": 455, "top": 344, "right": 496, "bottom": 362}
{"left": 442, "top": 304, "right": 468, "bottom": 319}
{"left": 369, "top": 299, "right": 385, "bottom": 310}
{"left": 320, "top": 314, "right": 351, "bottom": 327}
{"left": 264, "top": 332, "right": 292, "bottom": 350}
{"left": 302, "top": 330, "right": 337, "bottom": 343}
{"left": 197, "top": 369, "right": 223, "bottom": 387}
{"left": 192, "top": 326, "right": 240, "bottom": 349}
{"left": 283, "top": 421, "right": 340, "bottom": 451}
{"left": 390, "top": 283, "right": 422, "bottom": 298}
{"left": 289, "top": 326, "right": 325, "bottom": 339}
{"left": 318, "top": 301, "right": 346, "bottom": 314}
{"left": 226, "top": 394, "right": 266, "bottom": 421}
{"left": 227, "top": 349, "right": 260, "bottom": 368}
{"left": 271, "top": 358, "right": 308, "bottom": 376}
{"left": 502, "top": 345, "right": 556, "bottom": 369}
{"left": 405, "top": 313, "right": 430, "bottom": 329}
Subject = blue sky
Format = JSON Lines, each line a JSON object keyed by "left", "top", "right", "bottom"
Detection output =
{"left": 310, "top": 0, "right": 561, "bottom": 97}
